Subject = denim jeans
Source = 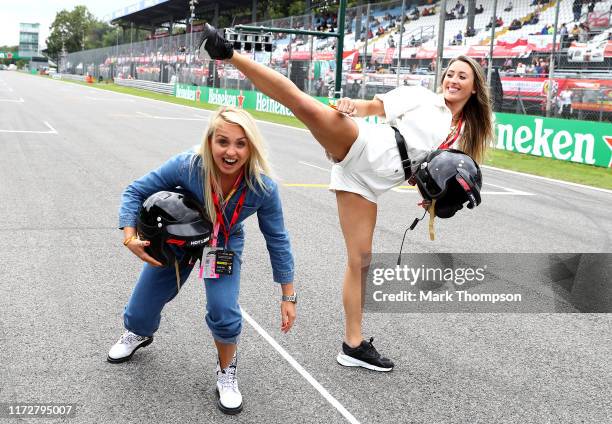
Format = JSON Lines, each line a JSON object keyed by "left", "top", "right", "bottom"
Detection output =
{"left": 124, "top": 230, "right": 246, "bottom": 344}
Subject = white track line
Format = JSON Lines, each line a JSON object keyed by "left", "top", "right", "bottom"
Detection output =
{"left": 0, "top": 121, "right": 57, "bottom": 134}
{"left": 0, "top": 97, "right": 24, "bottom": 102}
{"left": 298, "top": 161, "right": 534, "bottom": 195}
{"left": 241, "top": 308, "right": 360, "bottom": 424}
{"left": 483, "top": 182, "right": 534, "bottom": 195}
{"left": 85, "top": 96, "right": 135, "bottom": 101}
{"left": 134, "top": 111, "right": 208, "bottom": 121}
{"left": 299, "top": 160, "right": 330, "bottom": 172}
{"left": 43, "top": 77, "right": 609, "bottom": 193}
{"left": 481, "top": 165, "right": 612, "bottom": 194}
{"left": 44, "top": 121, "right": 58, "bottom": 133}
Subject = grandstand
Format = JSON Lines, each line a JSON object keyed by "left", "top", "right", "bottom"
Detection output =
{"left": 63, "top": 0, "right": 611, "bottom": 121}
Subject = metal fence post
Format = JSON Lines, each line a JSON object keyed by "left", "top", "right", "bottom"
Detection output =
{"left": 288, "top": 16, "right": 294, "bottom": 83}
{"left": 130, "top": 23, "right": 134, "bottom": 78}
{"left": 487, "top": 0, "right": 498, "bottom": 86}
{"left": 396, "top": 0, "right": 406, "bottom": 87}
{"left": 333, "top": 0, "right": 347, "bottom": 98}
{"left": 361, "top": 2, "right": 370, "bottom": 99}
{"left": 546, "top": 0, "right": 561, "bottom": 117}
{"left": 308, "top": 32, "right": 314, "bottom": 95}
{"left": 434, "top": 0, "right": 447, "bottom": 90}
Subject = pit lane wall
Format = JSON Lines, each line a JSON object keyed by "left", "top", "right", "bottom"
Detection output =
{"left": 175, "top": 84, "right": 612, "bottom": 168}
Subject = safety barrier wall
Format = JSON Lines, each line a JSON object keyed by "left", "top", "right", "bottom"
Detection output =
{"left": 57, "top": 73, "right": 86, "bottom": 82}
{"left": 114, "top": 78, "right": 175, "bottom": 94}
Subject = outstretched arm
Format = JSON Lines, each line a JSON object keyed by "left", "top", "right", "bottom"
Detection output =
{"left": 334, "top": 97, "right": 386, "bottom": 118}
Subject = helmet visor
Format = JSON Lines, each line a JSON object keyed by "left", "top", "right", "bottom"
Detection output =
{"left": 166, "top": 219, "right": 212, "bottom": 238}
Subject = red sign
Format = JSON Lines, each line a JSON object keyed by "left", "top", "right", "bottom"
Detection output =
{"left": 501, "top": 76, "right": 612, "bottom": 112}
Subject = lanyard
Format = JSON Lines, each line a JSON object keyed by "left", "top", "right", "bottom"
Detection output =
{"left": 211, "top": 172, "right": 247, "bottom": 249}
{"left": 439, "top": 114, "right": 463, "bottom": 150}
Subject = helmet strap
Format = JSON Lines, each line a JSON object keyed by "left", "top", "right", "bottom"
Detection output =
{"left": 456, "top": 175, "right": 476, "bottom": 208}
{"left": 174, "top": 259, "right": 181, "bottom": 293}
{"left": 427, "top": 199, "right": 437, "bottom": 241}
{"left": 397, "top": 201, "right": 433, "bottom": 265}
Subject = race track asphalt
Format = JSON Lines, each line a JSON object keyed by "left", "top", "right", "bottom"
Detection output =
{"left": 0, "top": 71, "right": 610, "bottom": 423}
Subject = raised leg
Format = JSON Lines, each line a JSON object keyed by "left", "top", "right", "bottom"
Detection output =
{"left": 335, "top": 191, "right": 377, "bottom": 347}
{"left": 230, "top": 53, "right": 358, "bottom": 161}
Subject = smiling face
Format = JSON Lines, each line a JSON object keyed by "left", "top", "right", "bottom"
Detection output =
{"left": 442, "top": 59, "right": 476, "bottom": 108}
{"left": 210, "top": 121, "right": 251, "bottom": 180}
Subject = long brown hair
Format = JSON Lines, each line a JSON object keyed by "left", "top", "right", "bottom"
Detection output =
{"left": 441, "top": 55, "right": 493, "bottom": 163}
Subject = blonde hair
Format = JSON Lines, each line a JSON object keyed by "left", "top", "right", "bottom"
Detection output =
{"left": 441, "top": 55, "right": 493, "bottom": 163}
{"left": 197, "top": 107, "right": 272, "bottom": 225}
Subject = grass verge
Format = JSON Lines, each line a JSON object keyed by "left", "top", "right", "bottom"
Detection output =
{"left": 53, "top": 77, "right": 612, "bottom": 190}
{"left": 485, "top": 149, "right": 611, "bottom": 189}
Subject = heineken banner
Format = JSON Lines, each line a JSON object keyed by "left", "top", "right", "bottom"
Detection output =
{"left": 176, "top": 85, "right": 611, "bottom": 168}
{"left": 0, "top": 52, "right": 19, "bottom": 60}
{"left": 175, "top": 84, "right": 329, "bottom": 116}
{"left": 495, "top": 113, "right": 612, "bottom": 168}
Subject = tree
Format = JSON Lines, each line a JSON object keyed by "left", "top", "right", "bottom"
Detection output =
{"left": 45, "top": 6, "right": 117, "bottom": 61}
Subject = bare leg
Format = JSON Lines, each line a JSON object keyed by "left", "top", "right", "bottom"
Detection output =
{"left": 230, "top": 53, "right": 358, "bottom": 161}
{"left": 215, "top": 341, "right": 237, "bottom": 369}
{"left": 335, "top": 191, "right": 377, "bottom": 347}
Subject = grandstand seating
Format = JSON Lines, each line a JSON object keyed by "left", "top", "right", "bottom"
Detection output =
{"left": 261, "top": 0, "right": 611, "bottom": 61}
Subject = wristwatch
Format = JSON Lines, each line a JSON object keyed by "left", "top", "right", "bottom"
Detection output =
{"left": 281, "top": 292, "right": 297, "bottom": 304}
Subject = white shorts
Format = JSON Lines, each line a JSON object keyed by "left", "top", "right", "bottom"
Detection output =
{"left": 329, "top": 119, "right": 406, "bottom": 203}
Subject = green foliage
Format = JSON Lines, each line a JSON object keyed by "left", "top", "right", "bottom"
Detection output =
{"left": 45, "top": 6, "right": 125, "bottom": 60}
{"left": 288, "top": 1, "right": 307, "bottom": 16}
{"left": 15, "top": 59, "right": 27, "bottom": 69}
{"left": 46, "top": 6, "right": 93, "bottom": 60}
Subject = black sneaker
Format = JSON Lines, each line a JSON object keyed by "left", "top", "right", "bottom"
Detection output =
{"left": 336, "top": 337, "right": 394, "bottom": 372}
{"left": 197, "top": 24, "right": 234, "bottom": 61}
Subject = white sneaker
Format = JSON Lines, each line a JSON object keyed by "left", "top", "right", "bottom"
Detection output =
{"left": 107, "top": 330, "right": 153, "bottom": 363}
{"left": 216, "top": 355, "right": 243, "bottom": 414}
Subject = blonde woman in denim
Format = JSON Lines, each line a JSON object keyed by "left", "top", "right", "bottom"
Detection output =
{"left": 107, "top": 107, "right": 296, "bottom": 415}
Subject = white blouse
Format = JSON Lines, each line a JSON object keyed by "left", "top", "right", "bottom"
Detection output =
{"left": 374, "top": 86, "right": 455, "bottom": 163}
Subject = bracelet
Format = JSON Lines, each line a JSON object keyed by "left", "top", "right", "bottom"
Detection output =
{"left": 123, "top": 235, "right": 138, "bottom": 246}
{"left": 281, "top": 293, "right": 297, "bottom": 304}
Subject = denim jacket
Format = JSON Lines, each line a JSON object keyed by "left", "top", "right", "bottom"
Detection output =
{"left": 118, "top": 151, "right": 294, "bottom": 284}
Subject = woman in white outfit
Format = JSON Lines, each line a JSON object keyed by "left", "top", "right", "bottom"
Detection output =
{"left": 199, "top": 25, "right": 493, "bottom": 371}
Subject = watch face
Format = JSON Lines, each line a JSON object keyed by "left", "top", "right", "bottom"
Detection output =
{"left": 283, "top": 293, "right": 297, "bottom": 303}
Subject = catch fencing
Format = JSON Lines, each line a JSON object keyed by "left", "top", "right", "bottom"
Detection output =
{"left": 62, "top": 0, "right": 611, "bottom": 122}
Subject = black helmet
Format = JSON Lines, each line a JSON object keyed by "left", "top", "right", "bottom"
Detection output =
{"left": 414, "top": 149, "right": 482, "bottom": 219}
{"left": 137, "top": 191, "right": 212, "bottom": 266}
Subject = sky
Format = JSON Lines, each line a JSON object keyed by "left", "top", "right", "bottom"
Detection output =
{"left": 0, "top": 0, "right": 137, "bottom": 48}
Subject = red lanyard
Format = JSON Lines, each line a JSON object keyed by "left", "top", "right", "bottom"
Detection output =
{"left": 439, "top": 115, "right": 463, "bottom": 150}
{"left": 211, "top": 172, "right": 247, "bottom": 248}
